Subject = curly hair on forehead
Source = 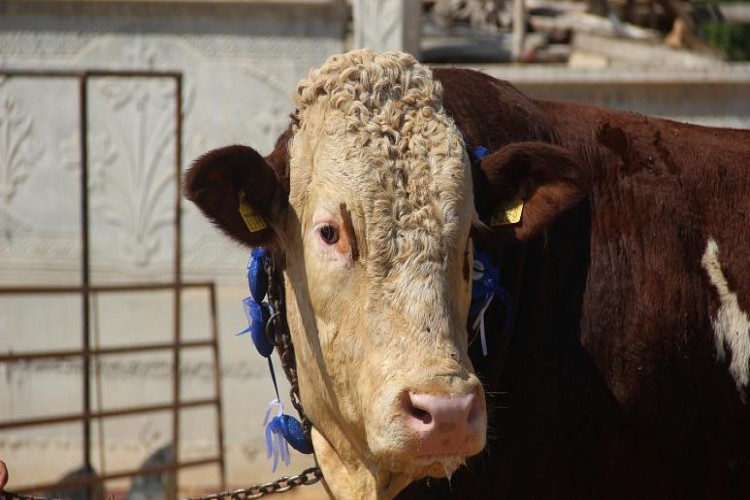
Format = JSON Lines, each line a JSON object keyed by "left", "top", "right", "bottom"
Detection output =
{"left": 291, "top": 49, "right": 461, "bottom": 170}
{"left": 294, "top": 49, "right": 443, "bottom": 118}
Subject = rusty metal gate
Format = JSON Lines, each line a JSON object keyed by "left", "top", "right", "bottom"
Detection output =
{"left": 0, "top": 69, "right": 225, "bottom": 498}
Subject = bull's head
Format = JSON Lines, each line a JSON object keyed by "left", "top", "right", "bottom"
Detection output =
{"left": 186, "top": 50, "right": 584, "bottom": 498}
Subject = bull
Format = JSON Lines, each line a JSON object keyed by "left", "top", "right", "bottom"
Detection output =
{"left": 186, "top": 50, "right": 750, "bottom": 499}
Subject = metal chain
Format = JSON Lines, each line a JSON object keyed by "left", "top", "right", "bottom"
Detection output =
{"left": 182, "top": 466, "right": 323, "bottom": 500}
{"left": 264, "top": 253, "right": 313, "bottom": 437}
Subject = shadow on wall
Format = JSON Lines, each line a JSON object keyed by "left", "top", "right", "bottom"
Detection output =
{"left": 128, "top": 444, "right": 175, "bottom": 500}
{"left": 40, "top": 444, "right": 174, "bottom": 500}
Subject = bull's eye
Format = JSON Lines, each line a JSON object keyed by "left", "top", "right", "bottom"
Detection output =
{"left": 318, "top": 224, "right": 339, "bottom": 245}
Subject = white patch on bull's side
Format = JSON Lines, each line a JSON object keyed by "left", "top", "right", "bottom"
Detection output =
{"left": 701, "top": 237, "right": 750, "bottom": 393}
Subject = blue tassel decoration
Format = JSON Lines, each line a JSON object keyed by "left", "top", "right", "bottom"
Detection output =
{"left": 264, "top": 400, "right": 291, "bottom": 471}
{"left": 241, "top": 248, "right": 314, "bottom": 471}
{"left": 240, "top": 297, "right": 273, "bottom": 357}
{"left": 248, "top": 247, "right": 271, "bottom": 302}
{"left": 263, "top": 401, "right": 315, "bottom": 471}
{"left": 473, "top": 145, "right": 490, "bottom": 159}
{"left": 277, "top": 414, "right": 314, "bottom": 454}
{"left": 469, "top": 250, "right": 512, "bottom": 356}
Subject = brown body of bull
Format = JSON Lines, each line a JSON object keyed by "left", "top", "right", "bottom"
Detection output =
{"left": 186, "top": 52, "right": 749, "bottom": 499}
{"left": 399, "top": 69, "right": 750, "bottom": 499}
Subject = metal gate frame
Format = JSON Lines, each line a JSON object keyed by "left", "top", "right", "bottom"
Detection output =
{"left": 0, "top": 69, "right": 226, "bottom": 498}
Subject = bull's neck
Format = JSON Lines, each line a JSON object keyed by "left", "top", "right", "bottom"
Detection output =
{"left": 312, "top": 428, "right": 412, "bottom": 499}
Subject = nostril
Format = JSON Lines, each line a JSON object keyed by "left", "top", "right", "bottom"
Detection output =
{"left": 403, "top": 393, "right": 434, "bottom": 425}
{"left": 409, "top": 404, "right": 433, "bottom": 425}
{"left": 467, "top": 393, "right": 482, "bottom": 427}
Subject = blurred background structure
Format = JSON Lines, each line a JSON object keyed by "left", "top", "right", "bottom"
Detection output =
{"left": 0, "top": 0, "right": 748, "bottom": 498}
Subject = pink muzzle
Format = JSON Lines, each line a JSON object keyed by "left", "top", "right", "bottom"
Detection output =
{"left": 401, "top": 391, "right": 484, "bottom": 456}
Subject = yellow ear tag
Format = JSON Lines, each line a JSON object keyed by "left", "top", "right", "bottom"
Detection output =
{"left": 490, "top": 196, "right": 524, "bottom": 226}
{"left": 238, "top": 191, "right": 268, "bottom": 233}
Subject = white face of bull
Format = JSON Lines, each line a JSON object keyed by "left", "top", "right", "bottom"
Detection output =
{"left": 282, "top": 51, "right": 485, "bottom": 497}
{"left": 186, "top": 50, "right": 489, "bottom": 499}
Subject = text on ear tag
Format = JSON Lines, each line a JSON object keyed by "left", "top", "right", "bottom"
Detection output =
{"left": 238, "top": 191, "right": 269, "bottom": 232}
{"left": 490, "top": 196, "right": 524, "bottom": 226}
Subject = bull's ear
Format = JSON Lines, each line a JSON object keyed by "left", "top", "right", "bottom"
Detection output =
{"left": 184, "top": 143, "right": 289, "bottom": 248}
{"left": 473, "top": 141, "right": 587, "bottom": 243}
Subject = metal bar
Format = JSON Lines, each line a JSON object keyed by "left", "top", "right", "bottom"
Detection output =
{"left": 0, "top": 69, "right": 181, "bottom": 79}
{"left": 0, "top": 69, "right": 83, "bottom": 78}
{"left": 79, "top": 72, "right": 93, "bottom": 499}
{"left": 85, "top": 70, "right": 182, "bottom": 79}
{"left": 91, "top": 292, "right": 107, "bottom": 477}
{"left": 0, "top": 285, "right": 94, "bottom": 295}
{"left": 208, "top": 284, "right": 227, "bottom": 490}
{"left": 170, "top": 73, "right": 185, "bottom": 500}
{"left": 14, "top": 457, "right": 220, "bottom": 495}
{"left": 0, "top": 399, "right": 218, "bottom": 431}
{"left": 0, "top": 340, "right": 214, "bottom": 363}
{"left": 0, "top": 68, "right": 225, "bottom": 496}
{"left": 0, "top": 281, "right": 215, "bottom": 295}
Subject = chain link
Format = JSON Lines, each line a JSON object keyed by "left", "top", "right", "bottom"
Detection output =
{"left": 182, "top": 466, "right": 322, "bottom": 500}
{"left": 265, "top": 253, "right": 313, "bottom": 437}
